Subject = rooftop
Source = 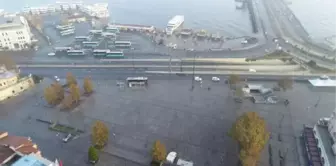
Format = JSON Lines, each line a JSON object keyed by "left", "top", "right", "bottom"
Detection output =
{"left": 309, "top": 78, "right": 336, "bottom": 87}
{"left": 0, "top": 132, "right": 41, "bottom": 164}
{"left": 0, "top": 16, "right": 23, "bottom": 29}
{"left": 315, "top": 125, "right": 336, "bottom": 166}
{"left": 12, "top": 154, "right": 53, "bottom": 166}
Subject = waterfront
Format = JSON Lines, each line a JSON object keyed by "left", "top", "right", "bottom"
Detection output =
{"left": 1, "top": 0, "right": 251, "bottom": 36}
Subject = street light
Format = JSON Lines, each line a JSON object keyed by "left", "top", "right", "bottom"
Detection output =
{"left": 131, "top": 48, "right": 135, "bottom": 71}
{"left": 191, "top": 50, "right": 196, "bottom": 90}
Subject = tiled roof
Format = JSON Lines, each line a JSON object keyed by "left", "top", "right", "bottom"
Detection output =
{"left": 0, "top": 145, "right": 15, "bottom": 164}
{"left": 0, "top": 132, "right": 41, "bottom": 164}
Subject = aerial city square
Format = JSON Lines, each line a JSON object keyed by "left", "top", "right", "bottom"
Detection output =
{"left": 0, "top": 0, "right": 335, "bottom": 166}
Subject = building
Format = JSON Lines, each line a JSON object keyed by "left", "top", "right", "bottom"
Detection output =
{"left": 0, "top": 65, "right": 35, "bottom": 101}
{"left": 0, "top": 15, "right": 32, "bottom": 50}
{"left": 0, "top": 131, "right": 60, "bottom": 166}
{"left": 302, "top": 110, "right": 336, "bottom": 166}
{"left": 80, "top": 3, "right": 109, "bottom": 18}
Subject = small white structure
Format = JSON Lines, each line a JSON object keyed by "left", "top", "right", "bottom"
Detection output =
{"left": 80, "top": 3, "right": 109, "bottom": 18}
{"left": 309, "top": 75, "right": 336, "bottom": 87}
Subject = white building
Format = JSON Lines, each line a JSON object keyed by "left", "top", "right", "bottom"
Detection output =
{"left": 80, "top": 3, "right": 109, "bottom": 18}
{"left": 303, "top": 110, "right": 336, "bottom": 166}
{"left": 0, "top": 16, "right": 32, "bottom": 50}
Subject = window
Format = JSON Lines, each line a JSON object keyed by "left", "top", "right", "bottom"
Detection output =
{"left": 20, "top": 87, "right": 23, "bottom": 90}
{"left": 12, "top": 90, "right": 15, "bottom": 94}
{"left": 6, "top": 33, "right": 8, "bottom": 35}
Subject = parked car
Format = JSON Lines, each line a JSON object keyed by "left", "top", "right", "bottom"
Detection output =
{"left": 62, "top": 133, "right": 72, "bottom": 143}
{"left": 211, "top": 77, "right": 220, "bottom": 82}
{"left": 249, "top": 69, "right": 257, "bottom": 72}
{"left": 54, "top": 76, "right": 60, "bottom": 82}
{"left": 194, "top": 76, "right": 202, "bottom": 82}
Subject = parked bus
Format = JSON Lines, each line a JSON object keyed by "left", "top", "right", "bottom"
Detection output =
{"left": 126, "top": 77, "right": 148, "bottom": 87}
{"left": 54, "top": 47, "right": 72, "bottom": 52}
{"left": 83, "top": 41, "right": 99, "bottom": 48}
{"left": 102, "top": 32, "right": 116, "bottom": 40}
{"left": 67, "top": 50, "right": 85, "bottom": 56}
{"left": 56, "top": 24, "right": 74, "bottom": 30}
{"left": 93, "top": 49, "right": 109, "bottom": 57}
{"left": 60, "top": 28, "right": 75, "bottom": 36}
{"left": 106, "top": 51, "right": 124, "bottom": 59}
{"left": 114, "top": 41, "right": 132, "bottom": 48}
{"left": 105, "top": 26, "right": 120, "bottom": 34}
{"left": 75, "top": 36, "right": 90, "bottom": 42}
{"left": 89, "top": 30, "right": 103, "bottom": 35}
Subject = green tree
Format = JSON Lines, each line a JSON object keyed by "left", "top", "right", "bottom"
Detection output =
{"left": 66, "top": 72, "right": 77, "bottom": 85}
{"left": 83, "top": 77, "right": 94, "bottom": 94}
{"left": 92, "top": 121, "right": 109, "bottom": 149}
{"left": 151, "top": 140, "right": 167, "bottom": 163}
{"left": 229, "top": 112, "right": 270, "bottom": 166}
{"left": 277, "top": 77, "right": 293, "bottom": 91}
{"left": 44, "top": 86, "right": 58, "bottom": 105}
{"left": 228, "top": 74, "right": 241, "bottom": 89}
{"left": 88, "top": 146, "right": 99, "bottom": 162}
{"left": 69, "top": 84, "right": 81, "bottom": 103}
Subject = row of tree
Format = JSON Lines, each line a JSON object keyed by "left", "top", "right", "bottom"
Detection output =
{"left": 88, "top": 121, "right": 109, "bottom": 163}
{"left": 43, "top": 72, "right": 94, "bottom": 109}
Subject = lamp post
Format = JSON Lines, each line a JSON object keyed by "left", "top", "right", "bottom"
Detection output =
{"left": 191, "top": 50, "right": 196, "bottom": 90}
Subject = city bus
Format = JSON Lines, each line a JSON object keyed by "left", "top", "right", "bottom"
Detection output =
{"left": 82, "top": 41, "right": 100, "bottom": 48}
{"left": 56, "top": 24, "right": 74, "bottom": 31}
{"left": 105, "top": 26, "right": 120, "bottom": 34}
{"left": 54, "top": 47, "right": 72, "bottom": 52}
{"left": 106, "top": 51, "right": 124, "bottom": 59}
{"left": 102, "top": 32, "right": 116, "bottom": 40}
{"left": 114, "top": 41, "right": 132, "bottom": 48}
{"left": 126, "top": 77, "right": 148, "bottom": 87}
{"left": 93, "top": 49, "right": 109, "bottom": 57}
{"left": 89, "top": 30, "right": 103, "bottom": 35}
{"left": 60, "top": 28, "right": 75, "bottom": 36}
{"left": 75, "top": 36, "right": 90, "bottom": 42}
{"left": 67, "top": 50, "right": 85, "bottom": 56}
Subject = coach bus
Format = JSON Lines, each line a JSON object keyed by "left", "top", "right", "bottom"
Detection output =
{"left": 114, "top": 41, "right": 132, "bottom": 49}
{"left": 106, "top": 51, "right": 124, "bottom": 59}
{"left": 83, "top": 41, "right": 99, "bottom": 48}
{"left": 126, "top": 77, "right": 148, "bottom": 87}
{"left": 93, "top": 49, "right": 109, "bottom": 57}
{"left": 67, "top": 50, "right": 85, "bottom": 56}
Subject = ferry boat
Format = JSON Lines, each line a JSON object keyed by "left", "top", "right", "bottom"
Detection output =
{"left": 166, "top": 15, "right": 184, "bottom": 35}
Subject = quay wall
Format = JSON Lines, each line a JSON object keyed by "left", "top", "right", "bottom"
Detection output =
{"left": 246, "top": 0, "right": 259, "bottom": 33}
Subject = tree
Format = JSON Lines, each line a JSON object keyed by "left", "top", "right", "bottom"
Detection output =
{"left": 151, "top": 140, "right": 167, "bottom": 163}
{"left": 88, "top": 146, "right": 99, "bottom": 163}
{"left": 69, "top": 84, "right": 81, "bottom": 103}
{"left": 229, "top": 112, "right": 270, "bottom": 166}
{"left": 228, "top": 74, "right": 241, "bottom": 89}
{"left": 44, "top": 86, "right": 58, "bottom": 105}
{"left": 61, "top": 95, "right": 73, "bottom": 110}
{"left": 91, "top": 121, "right": 109, "bottom": 149}
{"left": 66, "top": 72, "right": 77, "bottom": 85}
{"left": 83, "top": 77, "right": 94, "bottom": 94}
{"left": 52, "top": 82, "right": 64, "bottom": 101}
{"left": 277, "top": 77, "right": 293, "bottom": 91}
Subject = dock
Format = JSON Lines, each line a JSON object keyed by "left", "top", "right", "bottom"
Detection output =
{"left": 109, "top": 23, "right": 155, "bottom": 32}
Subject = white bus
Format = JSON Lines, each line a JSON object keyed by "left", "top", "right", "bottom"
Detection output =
{"left": 67, "top": 50, "right": 85, "bottom": 56}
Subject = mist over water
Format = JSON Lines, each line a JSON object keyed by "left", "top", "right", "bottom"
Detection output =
{"left": 287, "top": 0, "right": 336, "bottom": 41}
{"left": 0, "top": 0, "right": 251, "bottom": 36}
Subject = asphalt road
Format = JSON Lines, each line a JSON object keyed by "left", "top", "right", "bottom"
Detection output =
{"left": 20, "top": 67, "right": 333, "bottom": 81}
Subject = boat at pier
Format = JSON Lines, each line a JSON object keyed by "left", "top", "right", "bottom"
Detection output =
{"left": 109, "top": 23, "right": 155, "bottom": 32}
{"left": 166, "top": 15, "right": 184, "bottom": 35}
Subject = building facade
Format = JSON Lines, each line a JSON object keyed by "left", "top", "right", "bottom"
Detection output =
{"left": 0, "top": 15, "right": 32, "bottom": 50}
{"left": 0, "top": 66, "right": 35, "bottom": 101}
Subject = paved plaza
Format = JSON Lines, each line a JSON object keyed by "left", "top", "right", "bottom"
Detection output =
{"left": 0, "top": 78, "right": 335, "bottom": 166}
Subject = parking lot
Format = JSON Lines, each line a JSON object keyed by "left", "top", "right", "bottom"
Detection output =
{"left": 0, "top": 78, "right": 335, "bottom": 166}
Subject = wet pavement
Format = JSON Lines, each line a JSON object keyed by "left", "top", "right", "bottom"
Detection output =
{"left": 0, "top": 77, "right": 334, "bottom": 166}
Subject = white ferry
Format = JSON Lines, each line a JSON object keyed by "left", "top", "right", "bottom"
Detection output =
{"left": 166, "top": 15, "right": 184, "bottom": 35}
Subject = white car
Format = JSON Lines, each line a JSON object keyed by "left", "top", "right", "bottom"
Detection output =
{"left": 212, "top": 77, "right": 220, "bottom": 82}
{"left": 62, "top": 134, "right": 72, "bottom": 143}
{"left": 249, "top": 69, "right": 257, "bottom": 72}
{"left": 194, "top": 76, "right": 202, "bottom": 82}
{"left": 54, "top": 76, "right": 60, "bottom": 82}
{"left": 48, "top": 52, "right": 55, "bottom": 56}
